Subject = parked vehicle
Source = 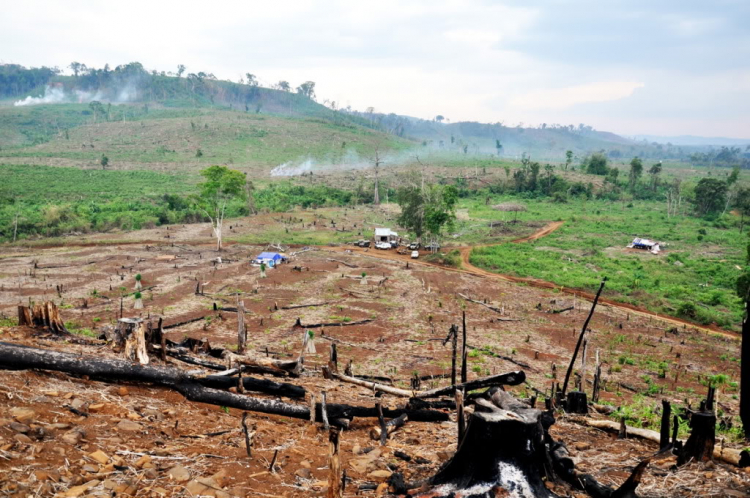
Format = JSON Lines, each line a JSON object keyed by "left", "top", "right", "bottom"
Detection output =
{"left": 408, "top": 242, "right": 421, "bottom": 250}
{"left": 375, "top": 242, "right": 391, "bottom": 250}
{"left": 355, "top": 240, "right": 371, "bottom": 248}
{"left": 424, "top": 242, "right": 441, "bottom": 252}
{"left": 411, "top": 250, "right": 419, "bottom": 259}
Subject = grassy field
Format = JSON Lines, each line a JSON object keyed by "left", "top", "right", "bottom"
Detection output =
{"left": 466, "top": 196, "right": 746, "bottom": 329}
{"left": 0, "top": 104, "right": 414, "bottom": 170}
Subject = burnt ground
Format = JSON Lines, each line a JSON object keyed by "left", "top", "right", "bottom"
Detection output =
{"left": 0, "top": 223, "right": 748, "bottom": 497}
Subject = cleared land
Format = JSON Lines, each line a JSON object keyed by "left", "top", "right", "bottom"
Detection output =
{"left": 0, "top": 219, "right": 746, "bottom": 497}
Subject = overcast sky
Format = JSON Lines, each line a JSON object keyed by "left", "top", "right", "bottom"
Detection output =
{"left": 2, "top": 0, "right": 749, "bottom": 138}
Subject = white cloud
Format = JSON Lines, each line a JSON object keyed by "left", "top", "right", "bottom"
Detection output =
{"left": 508, "top": 81, "right": 645, "bottom": 111}
{"left": 0, "top": 0, "right": 748, "bottom": 137}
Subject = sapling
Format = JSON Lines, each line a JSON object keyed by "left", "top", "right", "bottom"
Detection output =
{"left": 135, "top": 273, "right": 142, "bottom": 291}
{"left": 134, "top": 291, "right": 143, "bottom": 310}
{"left": 360, "top": 271, "right": 367, "bottom": 285}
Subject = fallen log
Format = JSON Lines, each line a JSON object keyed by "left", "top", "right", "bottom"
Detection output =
{"left": 223, "top": 351, "right": 301, "bottom": 377}
{"left": 466, "top": 344, "right": 534, "bottom": 370}
{"left": 163, "top": 314, "right": 209, "bottom": 330}
{"left": 326, "top": 370, "right": 525, "bottom": 398}
{"left": 165, "top": 350, "right": 287, "bottom": 377}
{"left": 579, "top": 417, "right": 746, "bottom": 467}
{"left": 0, "top": 342, "right": 447, "bottom": 423}
{"left": 293, "top": 317, "right": 374, "bottom": 328}
{"left": 0, "top": 341, "right": 304, "bottom": 398}
{"left": 281, "top": 302, "right": 333, "bottom": 310}
{"left": 457, "top": 293, "right": 519, "bottom": 321}
{"left": 369, "top": 413, "right": 407, "bottom": 441}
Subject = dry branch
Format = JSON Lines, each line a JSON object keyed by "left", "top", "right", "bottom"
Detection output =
{"left": 457, "top": 293, "right": 519, "bottom": 320}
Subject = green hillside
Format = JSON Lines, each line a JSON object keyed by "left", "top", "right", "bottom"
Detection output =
{"left": 0, "top": 105, "right": 412, "bottom": 171}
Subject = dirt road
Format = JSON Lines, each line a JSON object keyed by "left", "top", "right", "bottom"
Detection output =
{"left": 331, "top": 221, "right": 739, "bottom": 339}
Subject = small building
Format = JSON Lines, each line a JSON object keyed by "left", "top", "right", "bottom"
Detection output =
{"left": 374, "top": 228, "right": 398, "bottom": 244}
{"left": 255, "top": 252, "right": 284, "bottom": 267}
{"left": 628, "top": 237, "right": 661, "bottom": 254}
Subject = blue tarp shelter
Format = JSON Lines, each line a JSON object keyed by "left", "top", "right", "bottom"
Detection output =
{"left": 256, "top": 252, "right": 283, "bottom": 267}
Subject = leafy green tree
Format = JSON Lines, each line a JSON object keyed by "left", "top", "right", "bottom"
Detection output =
{"left": 565, "top": 150, "right": 573, "bottom": 171}
{"left": 435, "top": 115, "right": 445, "bottom": 123}
{"left": 69, "top": 61, "right": 86, "bottom": 77}
{"left": 245, "top": 73, "right": 257, "bottom": 86}
{"left": 693, "top": 178, "right": 728, "bottom": 216}
{"left": 728, "top": 166, "right": 740, "bottom": 186}
{"left": 176, "top": 64, "right": 186, "bottom": 78}
{"left": 495, "top": 140, "right": 503, "bottom": 157}
{"left": 100, "top": 155, "right": 109, "bottom": 170}
{"left": 629, "top": 157, "right": 643, "bottom": 193}
{"left": 277, "top": 81, "right": 291, "bottom": 92}
{"left": 584, "top": 153, "right": 608, "bottom": 175}
{"left": 734, "top": 187, "right": 750, "bottom": 233}
{"left": 296, "top": 81, "right": 316, "bottom": 99}
{"left": 648, "top": 161, "right": 662, "bottom": 190}
{"left": 396, "top": 182, "right": 457, "bottom": 245}
{"left": 195, "top": 166, "right": 246, "bottom": 251}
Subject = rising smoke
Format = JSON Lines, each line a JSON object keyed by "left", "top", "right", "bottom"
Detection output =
{"left": 14, "top": 82, "right": 138, "bottom": 107}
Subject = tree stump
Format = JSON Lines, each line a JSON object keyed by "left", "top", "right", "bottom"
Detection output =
{"left": 17, "top": 301, "right": 68, "bottom": 334}
{"left": 566, "top": 391, "right": 588, "bottom": 414}
{"left": 417, "top": 388, "right": 555, "bottom": 497}
{"left": 678, "top": 411, "right": 716, "bottom": 465}
{"left": 412, "top": 387, "right": 648, "bottom": 498}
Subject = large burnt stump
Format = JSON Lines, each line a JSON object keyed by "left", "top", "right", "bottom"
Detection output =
{"left": 411, "top": 386, "right": 648, "bottom": 498}
{"left": 415, "top": 387, "right": 556, "bottom": 498}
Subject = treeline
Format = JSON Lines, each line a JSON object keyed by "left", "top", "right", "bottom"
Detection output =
{"left": 0, "top": 64, "right": 59, "bottom": 99}
{"left": 0, "top": 170, "right": 366, "bottom": 242}
{"left": 1, "top": 63, "right": 374, "bottom": 130}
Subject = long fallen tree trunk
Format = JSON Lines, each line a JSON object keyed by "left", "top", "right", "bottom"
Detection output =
{"left": 325, "top": 369, "right": 525, "bottom": 398}
{"left": 0, "top": 342, "right": 447, "bottom": 425}
{"left": 580, "top": 417, "right": 747, "bottom": 467}
{"left": 0, "top": 341, "right": 304, "bottom": 398}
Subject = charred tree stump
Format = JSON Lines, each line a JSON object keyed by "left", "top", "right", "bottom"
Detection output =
{"left": 659, "top": 400, "right": 672, "bottom": 450}
{"left": 678, "top": 410, "right": 716, "bottom": 465}
{"left": 418, "top": 388, "right": 555, "bottom": 497}
{"left": 566, "top": 391, "right": 588, "bottom": 414}
{"left": 414, "top": 386, "right": 648, "bottom": 498}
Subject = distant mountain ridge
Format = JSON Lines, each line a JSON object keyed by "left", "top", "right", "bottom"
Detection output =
{"left": 631, "top": 134, "right": 750, "bottom": 147}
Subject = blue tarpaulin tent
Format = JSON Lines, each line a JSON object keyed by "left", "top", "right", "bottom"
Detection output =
{"left": 256, "top": 252, "right": 283, "bottom": 267}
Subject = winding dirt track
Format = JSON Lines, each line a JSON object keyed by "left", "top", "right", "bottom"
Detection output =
{"left": 330, "top": 221, "right": 739, "bottom": 339}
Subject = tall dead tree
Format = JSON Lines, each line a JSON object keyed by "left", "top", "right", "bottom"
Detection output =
{"left": 373, "top": 149, "right": 382, "bottom": 205}
{"left": 237, "top": 298, "right": 246, "bottom": 354}
{"left": 742, "top": 295, "right": 750, "bottom": 439}
{"left": 561, "top": 278, "right": 606, "bottom": 398}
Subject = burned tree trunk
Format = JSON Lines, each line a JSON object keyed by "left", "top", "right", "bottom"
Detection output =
{"left": 0, "top": 342, "right": 447, "bottom": 424}
{"left": 413, "top": 387, "right": 648, "bottom": 498}
{"left": 678, "top": 410, "right": 716, "bottom": 465}
{"left": 17, "top": 301, "right": 69, "bottom": 335}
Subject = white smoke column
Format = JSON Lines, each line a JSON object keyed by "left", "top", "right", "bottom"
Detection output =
{"left": 270, "top": 159, "right": 315, "bottom": 177}
{"left": 14, "top": 85, "right": 67, "bottom": 106}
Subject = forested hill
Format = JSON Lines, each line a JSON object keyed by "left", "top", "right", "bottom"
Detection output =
{"left": 0, "top": 62, "right": 362, "bottom": 125}
{"left": 0, "top": 62, "right": 690, "bottom": 161}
